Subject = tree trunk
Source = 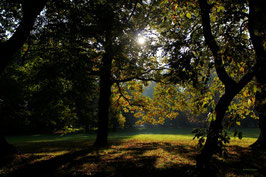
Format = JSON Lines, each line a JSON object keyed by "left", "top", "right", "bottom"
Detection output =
{"left": 0, "top": 135, "right": 17, "bottom": 160}
{"left": 248, "top": 0, "right": 266, "bottom": 150}
{"left": 251, "top": 66, "right": 266, "bottom": 149}
{"left": 0, "top": 1, "right": 47, "bottom": 158}
{"left": 94, "top": 51, "right": 113, "bottom": 147}
{"left": 196, "top": 90, "right": 235, "bottom": 170}
{"left": 197, "top": 0, "right": 256, "bottom": 171}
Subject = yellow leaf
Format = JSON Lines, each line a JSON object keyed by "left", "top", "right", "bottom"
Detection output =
{"left": 248, "top": 99, "right": 252, "bottom": 106}
{"left": 186, "top": 13, "right": 191, "bottom": 19}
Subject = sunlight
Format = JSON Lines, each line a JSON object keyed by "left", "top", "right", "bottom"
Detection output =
{"left": 137, "top": 36, "right": 146, "bottom": 45}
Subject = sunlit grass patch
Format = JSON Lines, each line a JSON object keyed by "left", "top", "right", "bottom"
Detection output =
{"left": 143, "top": 148, "right": 194, "bottom": 168}
{"left": 2, "top": 128, "right": 262, "bottom": 177}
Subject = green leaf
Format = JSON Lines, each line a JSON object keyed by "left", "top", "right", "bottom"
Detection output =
{"left": 236, "top": 121, "right": 241, "bottom": 126}
{"left": 210, "top": 15, "right": 216, "bottom": 22}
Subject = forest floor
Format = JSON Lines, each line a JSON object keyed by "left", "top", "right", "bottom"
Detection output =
{"left": 1, "top": 128, "right": 265, "bottom": 177}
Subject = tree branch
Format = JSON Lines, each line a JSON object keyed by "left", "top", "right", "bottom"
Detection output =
{"left": 115, "top": 82, "right": 146, "bottom": 108}
{"left": 126, "top": 0, "right": 138, "bottom": 23}
{"left": 116, "top": 82, "right": 132, "bottom": 106}
{"left": 112, "top": 67, "right": 168, "bottom": 83}
{"left": 0, "top": 0, "right": 48, "bottom": 73}
{"left": 199, "top": 0, "right": 236, "bottom": 87}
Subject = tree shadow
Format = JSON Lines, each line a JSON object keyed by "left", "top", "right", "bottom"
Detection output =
{"left": 220, "top": 145, "right": 266, "bottom": 176}
{"left": 6, "top": 140, "right": 265, "bottom": 177}
{"left": 6, "top": 141, "right": 198, "bottom": 177}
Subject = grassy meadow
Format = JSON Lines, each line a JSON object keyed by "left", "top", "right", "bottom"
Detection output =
{"left": 1, "top": 128, "right": 265, "bottom": 177}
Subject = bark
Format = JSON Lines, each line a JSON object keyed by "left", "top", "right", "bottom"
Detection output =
{"left": 252, "top": 67, "right": 266, "bottom": 149}
{"left": 94, "top": 58, "right": 112, "bottom": 146}
{"left": 196, "top": 90, "right": 236, "bottom": 169}
{"left": 94, "top": 37, "right": 113, "bottom": 147}
{"left": 196, "top": 0, "right": 256, "bottom": 170}
{"left": 0, "top": 0, "right": 47, "bottom": 73}
{"left": 248, "top": 0, "right": 266, "bottom": 149}
{"left": 0, "top": 0, "right": 47, "bottom": 158}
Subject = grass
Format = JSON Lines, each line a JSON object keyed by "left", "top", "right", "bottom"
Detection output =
{"left": 1, "top": 128, "right": 265, "bottom": 177}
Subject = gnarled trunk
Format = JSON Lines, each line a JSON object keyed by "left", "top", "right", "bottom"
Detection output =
{"left": 248, "top": 0, "right": 266, "bottom": 150}
{"left": 197, "top": 0, "right": 256, "bottom": 170}
{"left": 196, "top": 89, "right": 236, "bottom": 169}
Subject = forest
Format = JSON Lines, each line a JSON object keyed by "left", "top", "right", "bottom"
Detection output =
{"left": 0, "top": 0, "right": 265, "bottom": 176}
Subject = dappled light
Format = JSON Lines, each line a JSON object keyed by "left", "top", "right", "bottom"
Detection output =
{"left": 0, "top": 0, "right": 265, "bottom": 176}
{"left": 2, "top": 131, "right": 265, "bottom": 177}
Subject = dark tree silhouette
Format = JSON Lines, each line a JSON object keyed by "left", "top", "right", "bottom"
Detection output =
{"left": 248, "top": 0, "right": 266, "bottom": 149}
{"left": 0, "top": 0, "right": 48, "bottom": 158}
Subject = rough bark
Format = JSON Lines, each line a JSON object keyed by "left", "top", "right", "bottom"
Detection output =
{"left": 248, "top": 0, "right": 266, "bottom": 149}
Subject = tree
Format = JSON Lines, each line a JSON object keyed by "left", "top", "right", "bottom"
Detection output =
{"left": 195, "top": 0, "right": 256, "bottom": 170}
{"left": 248, "top": 0, "right": 266, "bottom": 149}
{"left": 153, "top": 0, "right": 259, "bottom": 170}
{"left": 90, "top": 0, "right": 163, "bottom": 146}
{"left": 0, "top": 0, "right": 48, "bottom": 158}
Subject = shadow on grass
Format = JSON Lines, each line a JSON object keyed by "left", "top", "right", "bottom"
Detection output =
{"left": 219, "top": 145, "right": 266, "bottom": 177}
{"left": 2, "top": 128, "right": 262, "bottom": 177}
{"left": 4, "top": 141, "right": 197, "bottom": 177}
{"left": 4, "top": 141, "right": 266, "bottom": 177}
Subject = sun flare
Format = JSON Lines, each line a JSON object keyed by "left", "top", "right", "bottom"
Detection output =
{"left": 137, "top": 36, "right": 146, "bottom": 45}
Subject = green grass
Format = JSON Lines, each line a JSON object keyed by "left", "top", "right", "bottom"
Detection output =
{"left": 6, "top": 128, "right": 259, "bottom": 145}
{"left": 2, "top": 128, "right": 264, "bottom": 177}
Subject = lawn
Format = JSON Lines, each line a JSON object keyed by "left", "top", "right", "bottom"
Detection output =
{"left": 1, "top": 128, "right": 265, "bottom": 177}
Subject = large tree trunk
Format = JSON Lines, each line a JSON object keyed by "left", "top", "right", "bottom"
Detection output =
{"left": 251, "top": 66, "right": 266, "bottom": 149}
{"left": 248, "top": 0, "right": 266, "bottom": 150}
{"left": 94, "top": 50, "right": 113, "bottom": 147}
{"left": 0, "top": 0, "right": 47, "bottom": 158}
{"left": 196, "top": 90, "right": 236, "bottom": 170}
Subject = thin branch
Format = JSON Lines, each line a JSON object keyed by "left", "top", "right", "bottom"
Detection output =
{"left": 127, "top": 0, "right": 138, "bottom": 23}
{"left": 115, "top": 83, "right": 150, "bottom": 111}
{"left": 116, "top": 82, "right": 132, "bottom": 106}
{"left": 112, "top": 67, "right": 169, "bottom": 83}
